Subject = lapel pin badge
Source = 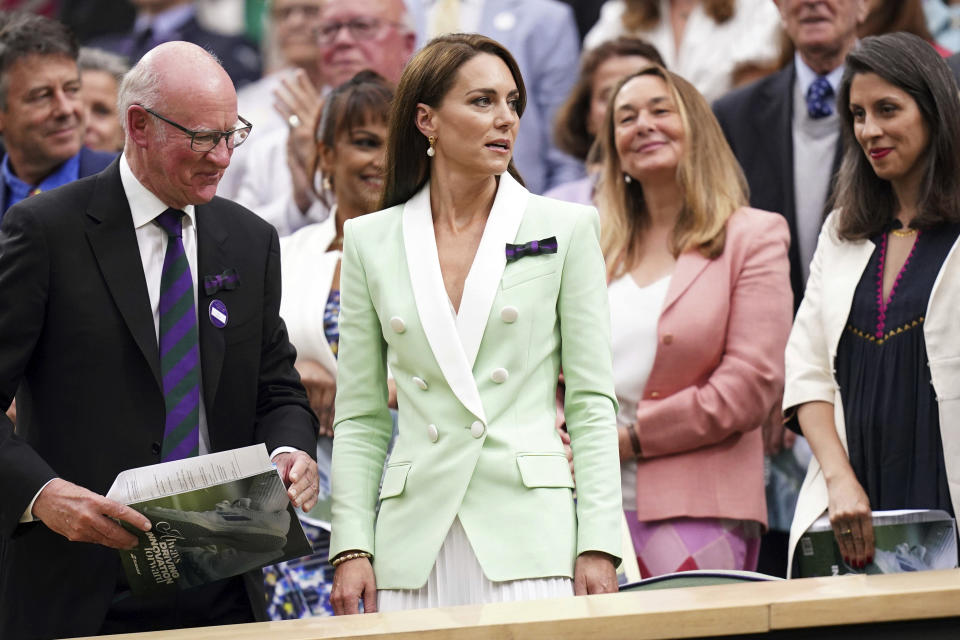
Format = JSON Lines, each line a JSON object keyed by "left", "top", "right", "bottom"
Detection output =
{"left": 209, "top": 299, "right": 228, "bottom": 328}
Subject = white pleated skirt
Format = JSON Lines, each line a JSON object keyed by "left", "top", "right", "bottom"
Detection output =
{"left": 377, "top": 518, "right": 574, "bottom": 611}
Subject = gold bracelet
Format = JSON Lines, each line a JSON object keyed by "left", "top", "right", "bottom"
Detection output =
{"left": 331, "top": 551, "right": 372, "bottom": 568}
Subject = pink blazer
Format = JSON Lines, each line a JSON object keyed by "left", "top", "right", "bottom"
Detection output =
{"left": 629, "top": 208, "right": 792, "bottom": 526}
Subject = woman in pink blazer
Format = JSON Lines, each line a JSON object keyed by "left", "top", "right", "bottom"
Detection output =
{"left": 594, "top": 65, "right": 793, "bottom": 576}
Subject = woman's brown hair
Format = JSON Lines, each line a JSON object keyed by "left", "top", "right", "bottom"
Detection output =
{"left": 554, "top": 37, "right": 664, "bottom": 162}
{"left": 834, "top": 33, "right": 960, "bottom": 240}
{"left": 596, "top": 65, "right": 747, "bottom": 278}
{"left": 622, "top": 0, "right": 734, "bottom": 31}
{"left": 380, "top": 33, "right": 526, "bottom": 209}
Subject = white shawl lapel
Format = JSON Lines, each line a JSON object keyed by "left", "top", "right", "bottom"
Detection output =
{"left": 456, "top": 172, "right": 528, "bottom": 368}
{"left": 401, "top": 174, "right": 529, "bottom": 423}
{"left": 402, "top": 182, "right": 484, "bottom": 422}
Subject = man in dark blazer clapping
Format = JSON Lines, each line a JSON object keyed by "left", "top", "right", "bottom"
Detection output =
{"left": 0, "top": 41, "right": 318, "bottom": 639}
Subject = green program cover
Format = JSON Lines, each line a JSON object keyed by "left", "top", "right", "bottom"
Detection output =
{"left": 119, "top": 469, "right": 312, "bottom": 595}
{"left": 795, "top": 509, "right": 957, "bottom": 578}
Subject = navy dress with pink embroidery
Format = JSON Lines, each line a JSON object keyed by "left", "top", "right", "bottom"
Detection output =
{"left": 834, "top": 221, "right": 960, "bottom": 516}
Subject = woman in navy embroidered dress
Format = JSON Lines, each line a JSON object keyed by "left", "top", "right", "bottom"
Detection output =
{"left": 785, "top": 33, "right": 960, "bottom": 575}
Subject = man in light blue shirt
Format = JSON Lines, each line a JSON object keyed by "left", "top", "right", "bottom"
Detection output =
{"left": 0, "top": 13, "right": 115, "bottom": 223}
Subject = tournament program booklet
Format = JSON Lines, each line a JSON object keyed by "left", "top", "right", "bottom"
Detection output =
{"left": 106, "top": 444, "right": 312, "bottom": 596}
{"left": 794, "top": 509, "right": 958, "bottom": 578}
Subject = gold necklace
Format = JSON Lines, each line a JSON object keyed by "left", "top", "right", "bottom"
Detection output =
{"left": 891, "top": 227, "right": 917, "bottom": 238}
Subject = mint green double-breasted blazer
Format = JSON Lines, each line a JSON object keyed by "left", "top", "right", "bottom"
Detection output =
{"left": 329, "top": 173, "right": 622, "bottom": 590}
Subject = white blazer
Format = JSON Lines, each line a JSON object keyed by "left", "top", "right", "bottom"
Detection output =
{"left": 784, "top": 212, "right": 960, "bottom": 576}
{"left": 279, "top": 215, "right": 340, "bottom": 375}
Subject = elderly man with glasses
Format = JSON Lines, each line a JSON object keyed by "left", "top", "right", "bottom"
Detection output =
{"left": 0, "top": 41, "right": 318, "bottom": 639}
{"left": 227, "top": 0, "right": 416, "bottom": 237}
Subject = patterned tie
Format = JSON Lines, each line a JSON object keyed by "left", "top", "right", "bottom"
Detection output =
{"left": 155, "top": 208, "right": 201, "bottom": 461}
{"left": 806, "top": 75, "right": 834, "bottom": 119}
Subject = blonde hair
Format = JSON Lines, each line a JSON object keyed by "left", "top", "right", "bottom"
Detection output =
{"left": 596, "top": 66, "right": 747, "bottom": 279}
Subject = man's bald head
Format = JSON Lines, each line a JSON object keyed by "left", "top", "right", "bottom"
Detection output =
{"left": 121, "top": 41, "right": 241, "bottom": 208}
{"left": 118, "top": 41, "right": 234, "bottom": 134}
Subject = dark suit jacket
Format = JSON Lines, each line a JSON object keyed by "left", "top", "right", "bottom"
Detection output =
{"left": 0, "top": 160, "right": 316, "bottom": 639}
{"left": 90, "top": 15, "right": 261, "bottom": 88}
{"left": 77, "top": 145, "right": 117, "bottom": 177}
{"left": 713, "top": 63, "right": 844, "bottom": 309}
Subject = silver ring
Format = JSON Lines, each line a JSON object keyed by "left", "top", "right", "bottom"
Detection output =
{"left": 287, "top": 114, "right": 302, "bottom": 128}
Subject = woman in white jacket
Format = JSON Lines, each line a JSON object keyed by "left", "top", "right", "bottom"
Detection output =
{"left": 785, "top": 34, "right": 960, "bottom": 576}
{"left": 279, "top": 70, "right": 397, "bottom": 434}
{"left": 262, "top": 71, "right": 395, "bottom": 618}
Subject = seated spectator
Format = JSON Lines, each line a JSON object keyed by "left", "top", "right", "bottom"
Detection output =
{"left": 237, "top": 0, "right": 325, "bottom": 137}
{"left": 584, "top": 0, "right": 782, "bottom": 103}
{"left": 547, "top": 36, "right": 664, "bottom": 205}
{"left": 218, "top": 0, "right": 326, "bottom": 200}
{"left": 860, "top": 0, "right": 951, "bottom": 55}
{"left": 786, "top": 33, "right": 960, "bottom": 576}
{"left": 595, "top": 64, "right": 792, "bottom": 576}
{"left": 233, "top": 0, "right": 415, "bottom": 237}
{"left": 280, "top": 70, "right": 396, "bottom": 436}
{"left": 263, "top": 71, "right": 395, "bottom": 619}
{"left": 89, "top": 0, "right": 261, "bottom": 88}
{"left": 0, "top": 11, "right": 115, "bottom": 222}
{"left": 78, "top": 47, "right": 128, "bottom": 153}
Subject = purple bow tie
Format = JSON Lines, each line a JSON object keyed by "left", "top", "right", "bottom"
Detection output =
{"left": 203, "top": 268, "right": 240, "bottom": 295}
{"left": 505, "top": 236, "right": 558, "bottom": 263}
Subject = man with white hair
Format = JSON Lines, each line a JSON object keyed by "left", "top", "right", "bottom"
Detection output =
{"left": 0, "top": 41, "right": 318, "bottom": 638}
{"left": 228, "top": 0, "right": 417, "bottom": 236}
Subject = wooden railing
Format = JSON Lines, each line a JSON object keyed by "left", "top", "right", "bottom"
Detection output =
{"left": 73, "top": 569, "right": 960, "bottom": 639}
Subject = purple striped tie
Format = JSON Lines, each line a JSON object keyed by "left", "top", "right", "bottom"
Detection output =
{"left": 155, "top": 209, "right": 200, "bottom": 461}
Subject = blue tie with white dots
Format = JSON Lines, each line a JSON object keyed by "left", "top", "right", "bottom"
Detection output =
{"left": 806, "top": 75, "right": 834, "bottom": 119}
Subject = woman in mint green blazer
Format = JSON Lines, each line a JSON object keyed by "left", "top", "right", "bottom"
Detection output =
{"left": 329, "top": 34, "right": 623, "bottom": 614}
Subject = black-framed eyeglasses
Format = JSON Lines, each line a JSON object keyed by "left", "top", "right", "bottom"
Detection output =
{"left": 143, "top": 107, "right": 253, "bottom": 152}
{"left": 315, "top": 17, "right": 404, "bottom": 45}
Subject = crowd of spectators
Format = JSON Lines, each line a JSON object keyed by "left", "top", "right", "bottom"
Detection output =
{"left": 2, "top": 0, "right": 960, "bottom": 631}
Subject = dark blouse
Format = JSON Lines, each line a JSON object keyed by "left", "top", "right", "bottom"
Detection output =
{"left": 835, "top": 222, "right": 960, "bottom": 517}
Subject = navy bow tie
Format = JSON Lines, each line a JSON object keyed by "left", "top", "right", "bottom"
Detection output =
{"left": 203, "top": 268, "right": 240, "bottom": 295}
{"left": 505, "top": 236, "right": 558, "bottom": 263}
